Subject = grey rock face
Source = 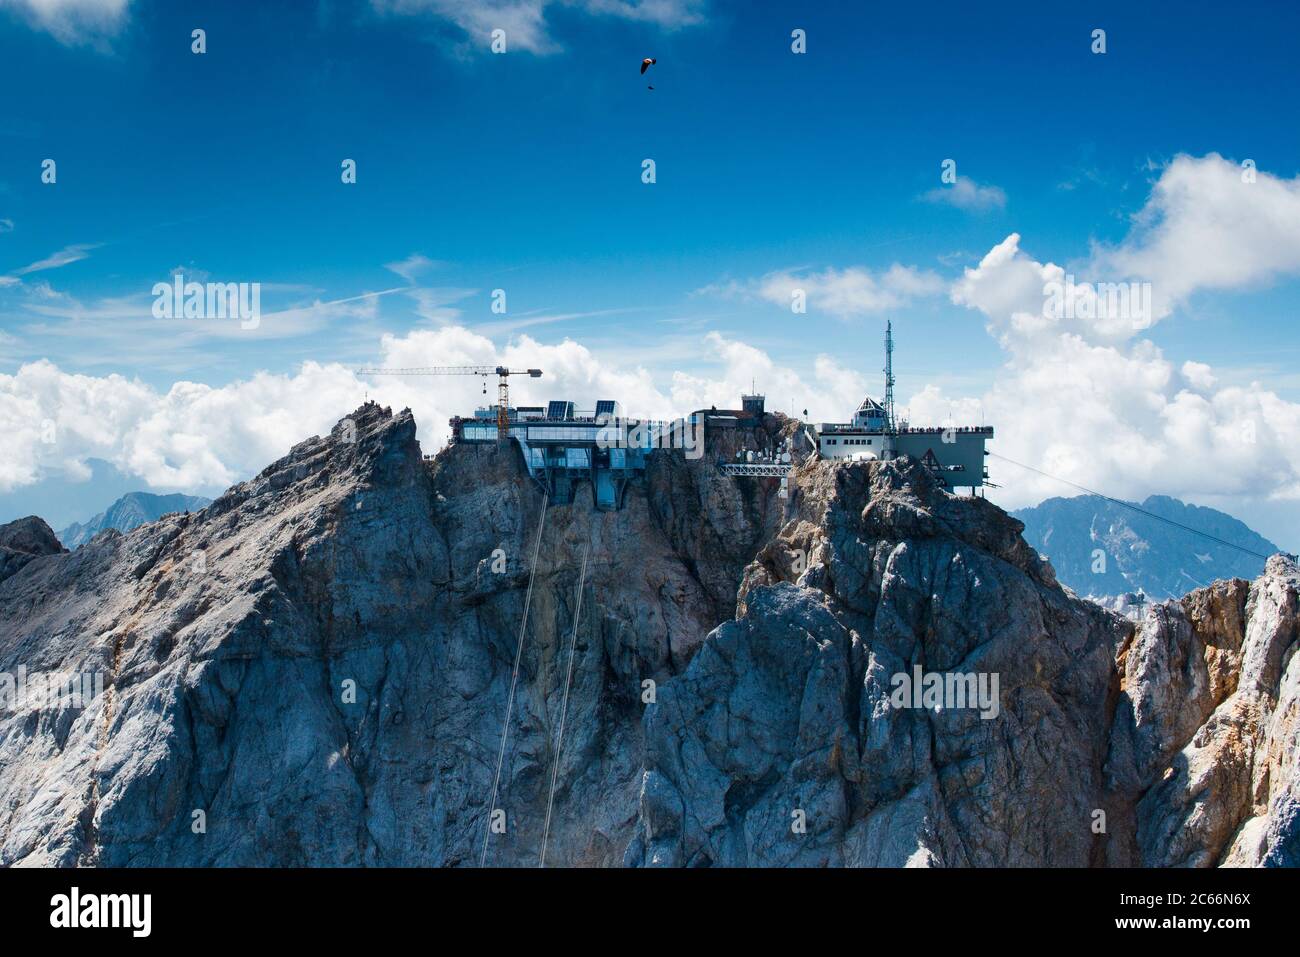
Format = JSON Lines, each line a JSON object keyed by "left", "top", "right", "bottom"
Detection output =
{"left": 1128, "top": 556, "right": 1300, "bottom": 867}
{"left": 630, "top": 460, "right": 1124, "bottom": 867}
{"left": 0, "top": 515, "right": 66, "bottom": 584}
{"left": 630, "top": 463, "right": 1299, "bottom": 868}
{"left": 1, "top": 405, "right": 1296, "bottom": 867}
{"left": 0, "top": 404, "right": 780, "bottom": 866}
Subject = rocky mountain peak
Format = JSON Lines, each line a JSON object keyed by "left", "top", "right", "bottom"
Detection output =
{"left": 741, "top": 455, "right": 1056, "bottom": 618}
{"left": 1264, "top": 552, "right": 1299, "bottom": 582}
{"left": 0, "top": 514, "right": 64, "bottom": 556}
{"left": 207, "top": 401, "right": 417, "bottom": 516}
{"left": 0, "top": 515, "right": 66, "bottom": 584}
{"left": 0, "top": 408, "right": 1296, "bottom": 868}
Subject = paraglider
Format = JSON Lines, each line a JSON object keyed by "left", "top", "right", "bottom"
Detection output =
{"left": 641, "top": 57, "right": 656, "bottom": 89}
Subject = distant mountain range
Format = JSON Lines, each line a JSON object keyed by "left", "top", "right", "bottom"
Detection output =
{"left": 1012, "top": 494, "right": 1282, "bottom": 600}
{"left": 57, "top": 491, "right": 212, "bottom": 549}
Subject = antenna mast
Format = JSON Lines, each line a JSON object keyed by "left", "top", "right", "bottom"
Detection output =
{"left": 883, "top": 320, "right": 896, "bottom": 433}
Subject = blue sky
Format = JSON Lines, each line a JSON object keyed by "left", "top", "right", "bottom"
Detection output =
{"left": 2, "top": 0, "right": 1300, "bottom": 546}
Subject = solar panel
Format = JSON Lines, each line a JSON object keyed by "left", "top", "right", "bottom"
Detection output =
{"left": 547, "top": 400, "right": 572, "bottom": 420}
{"left": 595, "top": 400, "right": 616, "bottom": 418}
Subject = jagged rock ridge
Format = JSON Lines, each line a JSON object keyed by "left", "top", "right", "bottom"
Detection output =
{"left": 0, "top": 515, "right": 65, "bottom": 585}
{"left": 0, "top": 403, "right": 783, "bottom": 866}
{"left": 0, "top": 405, "right": 1295, "bottom": 867}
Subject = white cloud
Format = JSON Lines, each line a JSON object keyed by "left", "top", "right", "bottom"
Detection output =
{"left": 701, "top": 263, "right": 945, "bottom": 320}
{"left": 951, "top": 156, "right": 1300, "bottom": 346}
{"left": 381, "top": 254, "right": 474, "bottom": 321}
{"left": 922, "top": 176, "right": 1007, "bottom": 212}
{"left": 370, "top": 0, "right": 706, "bottom": 54}
{"left": 916, "top": 157, "right": 1300, "bottom": 516}
{"left": 572, "top": 0, "right": 706, "bottom": 25}
{"left": 372, "top": 0, "right": 554, "bottom": 53}
{"left": 12, "top": 283, "right": 402, "bottom": 350}
{"left": 405, "top": 286, "right": 477, "bottom": 323}
{"left": 0, "top": 0, "right": 130, "bottom": 47}
{"left": 0, "top": 325, "right": 856, "bottom": 495}
{"left": 1093, "top": 152, "right": 1300, "bottom": 322}
{"left": 0, "top": 218, "right": 13, "bottom": 233}
{"left": 13, "top": 243, "right": 98, "bottom": 276}
{"left": 950, "top": 232, "right": 1154, "bottom": 346}
{"left": 384, "top": 253, "right": 443, "bottom": 284}
{"left": 907, "top": 330, "right": 1300, "bottom": 510}
{"left": 1181, "top": 361, "right": 1216, "bottom": 392}
{"left": 935, "top": 218, "right": 1300, "bottom": 510}
{"left": 0, "top": 360, "right": 365, "bottom": 492}
{"left": 667, "top": 333, "right": 866, "bottom": 420}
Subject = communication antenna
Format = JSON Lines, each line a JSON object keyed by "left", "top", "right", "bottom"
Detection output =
{"left": 883, "top": 320, "right": 897, "bottom": 433}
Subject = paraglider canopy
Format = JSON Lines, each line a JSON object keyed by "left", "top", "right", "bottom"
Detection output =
{"left": 640, "top": 57, "right": 656, "bottom": 74}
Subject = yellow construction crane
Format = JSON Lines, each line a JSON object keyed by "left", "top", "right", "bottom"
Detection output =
{"left": 356, "top": 365, "right": 543, "bottom": 441}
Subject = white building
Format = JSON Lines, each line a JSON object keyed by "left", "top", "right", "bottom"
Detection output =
{"left": 810, "top": 322, "right": 994, "bottom": 492}
{"left": 815, "top": 395, "right": 993, "bottom": 492}
{"left": 817, "top": 397, "right": 892, "bottom": 461}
